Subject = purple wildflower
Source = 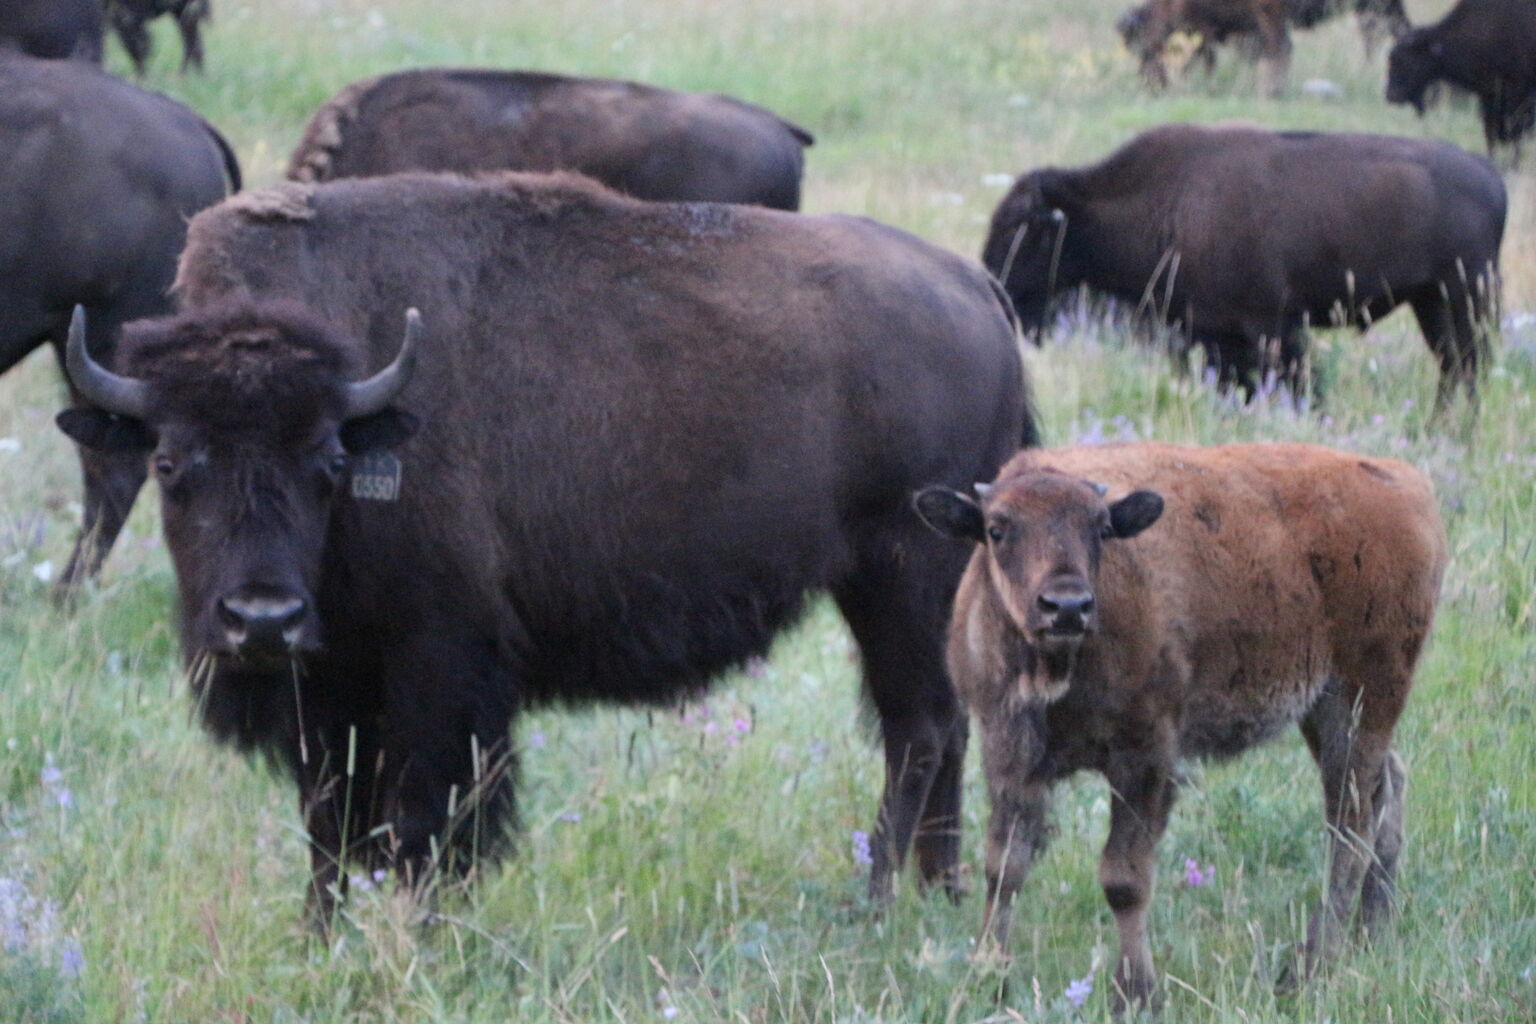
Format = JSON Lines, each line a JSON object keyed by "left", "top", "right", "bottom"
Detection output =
{"left": 851, "top": 830, "right": 872, "bottom": 868}
{"left": 745, "top": 656, "right": 769, "bottom": 679}
{"left": 1065, "top": 975, "right": 1093, "bottom": 1007}
{"left": 559, "top": 811, "right": 582, "bottom": 824}
{"left": 60, "top": 938, "right": 84, "bottom": 979}
{"left": 1184, "top": 858, "right": 1215, "bottom": 888}
{"left": 527, "top": 729, "right": 547, "bottom": 750}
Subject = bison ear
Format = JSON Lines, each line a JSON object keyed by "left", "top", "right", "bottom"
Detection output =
{"left": 913, "top": 487, "right": 985, "bottom": 543}
{"left": 1108, "top": 489, "right": 1163, "bottom": 539}
{"left": 339, "top": 409, "right": 419, "bottom": 454}
{"left": 55, "top": 408, "right": 153, "bottom": 453}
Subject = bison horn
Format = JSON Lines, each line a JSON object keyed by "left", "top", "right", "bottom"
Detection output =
{"left": 65, "top": 305, "right": 151, "bottom": 420}
{"left": 341, "top": 308, "right": 421, "bottom": 420}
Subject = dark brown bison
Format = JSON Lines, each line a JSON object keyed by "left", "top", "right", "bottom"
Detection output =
{"left": 915, "top": 442, "right": 1445, "bottom": 1011}
{"left": 1387, "top": 0, "right": 1536, "bottom": 159}
{"left": 982, "top": 124, "right": 1505, "bottom": 406}
{"left": 58, "top": 171, "right": 1036, "bottom": 918}
{"left": 0, "top": 0, "right": 103, "bottom": 62}
{"left": 0, "top": 53, "right": 239, "bottom": 589}
{"left": 103, "top": 0, "right": 210, "bottom": 74}
{"left": 287, "top": 69, "right": 814, "bottom": 210}
{"left": 1118, "top": 0, "right": 1409, "bottom": 95}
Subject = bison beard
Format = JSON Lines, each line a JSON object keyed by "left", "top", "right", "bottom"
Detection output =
{"left": 59, "top": 171, "right": 1036, "bottom": 923}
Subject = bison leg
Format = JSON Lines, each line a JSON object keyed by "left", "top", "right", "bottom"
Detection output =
{"left": 176, "top": 1, "right": 206, "bottom": 71}
{"left": 1100, "top": 746, "right": 1177, "bottom": 1013}
{"left": 834, "top": 539, "right": 967, "bottom": 904}
{"left": 975, "top": 710, "right": 1052, "bottom": 956}
{"left": 1409, "top": 285, "right": 1488, "bottom": 413}
{"left": 1358, "top": 749, "right": 1406, "bottom": 938}
{"left": 1255, "top": 24, "right": 1292, "bottom": 98}
{"left": 1293, "top": 676, "right": 1403, "bottom": 984}
{"left": 51, "top": 314, "right": 150, "bottom": 592}
{"left": 374, "top": 633, "right": 519, "bottom": 896}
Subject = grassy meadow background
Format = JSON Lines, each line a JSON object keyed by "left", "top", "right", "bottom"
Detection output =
{"left": 1, "top": 0, "right": 1533, "bottom": 1019}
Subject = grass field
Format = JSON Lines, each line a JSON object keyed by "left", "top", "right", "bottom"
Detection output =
{"left": 1, "top": 0, "right": 1533, "bottom": 1020}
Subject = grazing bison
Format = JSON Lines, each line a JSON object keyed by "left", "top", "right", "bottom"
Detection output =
{"left": 1387, "top": 0, "right": 1536, "bottom": 159}
{"left": 982, "top": 124, "right": 1505, "bottom": 406}
{"left": 58, "top": 172, "right": 1035, "bottom": 918}
{"left": 0, "top": 0, "right": 103, "bottom": 62}
{"left": 103, "top": 0, "right": 210, "bottom": 74}
{"left": 1118, "top": 0, "right": 1409, "bottom": 95}
{"left": 287, "top": 69, "right": 814, "bottom": 210}
{"left": 915, "top": 442, "right": 1445, "bottom": 1011}
{"left": 0, "top": 53, "right": 240, "bottom": 589}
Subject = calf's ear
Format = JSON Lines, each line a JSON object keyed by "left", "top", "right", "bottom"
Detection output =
{"left": 1108, "top": 489, "right": 1163, "bottom": 539}
{"left": 913, "top": 487, "right": 985, "bottom": 542}
{"left": 55, "top": 408, "right": 153, "bottom": 453}
{"left": 339, "top": 409, "right": 419, "bottom": 454}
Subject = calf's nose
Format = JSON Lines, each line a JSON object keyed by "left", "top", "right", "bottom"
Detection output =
{"left": 1037, "top": 588, "right": 1095, "bottom": 633}
{"left": 217, "top": 592, "right": 307, "bottom": 655}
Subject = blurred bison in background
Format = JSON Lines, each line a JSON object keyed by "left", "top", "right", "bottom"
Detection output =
{"left": 1, "top": 54, "right": 239, "bottom": 588}
{"left": 288, "top": 69, "right": 815, "bottom": 209}
{"left": 104, "top": 0, "right": 210, "bottom": 73}
{"left": 982, "top": 124, "right": 1504, "bottom": 407}
{"left": 59, "top": 172, "right": 1035, "bottom": 919}
{"left": 915, "top": 442, "right": 1445, "bottom": 1011}
{"left": 1387, "top": 0, "right": 1536, "bottom": 159}
{"left": 0, "top": 0, "right": 103, "bottom": 62}
{"left": 1118, "top": 0, "right": 1408, "bottom": 95}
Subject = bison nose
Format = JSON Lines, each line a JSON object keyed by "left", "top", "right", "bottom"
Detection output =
{"left": 1038, "top": 589, "right": 1095, "bottom": 633}
{"left": 217, "top": 593, "right": 307, "bottom": 655}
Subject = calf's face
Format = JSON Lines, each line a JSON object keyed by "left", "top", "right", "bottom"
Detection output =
{"left": 57, "top": 305, "right": 419, "bottom": 671}
{"left": 916, "top": 469, "right": 1163, "bottom": 698}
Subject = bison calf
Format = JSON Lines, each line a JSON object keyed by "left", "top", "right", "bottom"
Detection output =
{"left": 916, "top": 442, "right": 1445, "bottom": 1011}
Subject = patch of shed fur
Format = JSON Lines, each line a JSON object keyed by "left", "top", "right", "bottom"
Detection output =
{"left": 286, "top": 74, "right": 383, "bottom": 182}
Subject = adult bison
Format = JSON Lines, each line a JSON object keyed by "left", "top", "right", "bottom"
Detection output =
{"left": 58, "top": 172, "right": 1035, "bottom": 918}
{"left": 982, "top": 124, "right": 1505, "bottom": 406}
{"left": 1117, "top": 0, "right": 1409, "bottom": 96}
{"left": 0, "top": 53, "right": 240, "bottom": 589}
{"left": 0, "top": 0, "right": 103, "bottom": 62}
{"left": 287, "top": 69, "right": 814, "bottom": 210}
{"left": 915, "top": 442, "right": 1445, "bottom": 1011}
{"left": 1387, "top": 0, "right": 1536, "bottom": 159}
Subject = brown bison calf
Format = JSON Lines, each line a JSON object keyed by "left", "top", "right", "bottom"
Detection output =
{"left": 915, "top": 442, "right": 1446, "bottom": 1011}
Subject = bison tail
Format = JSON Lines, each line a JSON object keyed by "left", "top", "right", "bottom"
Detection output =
{"left": 780, "top": 119, "right": 816, "bottom": 148}
{"left": 203, "top": 119, "right": 243, "bottom": 194}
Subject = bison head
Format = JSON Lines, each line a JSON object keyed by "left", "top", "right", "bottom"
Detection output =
{"left": 1385, "top": 29, "right": 1441, "bottom": 113}
{"left": 915, "top": 470, "right": 1163, "bottom": 700}
{"left": 980, "top": 173, "right": 1073, "bottom": 336}
{"left": 57, "top": 302, "right": 419, "bottom": 671}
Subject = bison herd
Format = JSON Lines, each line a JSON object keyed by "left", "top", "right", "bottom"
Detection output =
{"left": 4, "top": 0, "right": 1518, "bottom": 1012}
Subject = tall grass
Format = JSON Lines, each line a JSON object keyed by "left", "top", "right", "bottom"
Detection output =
{"left": 0, "top": 0, "right": 1532, "bottom": 1020}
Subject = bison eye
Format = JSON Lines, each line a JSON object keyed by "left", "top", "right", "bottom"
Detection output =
{"left": 987, "top": 524, "right": 1006, "bottom": 543}
{"left": 329, "top": 453, "right": 348, "bottom": 476}
{"left": 153, "top": 455, "right": 176, "bottom": 479}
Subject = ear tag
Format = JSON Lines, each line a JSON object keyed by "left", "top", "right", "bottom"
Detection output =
{"left": 350, "top": 451, "right": 402, "bottom": 502}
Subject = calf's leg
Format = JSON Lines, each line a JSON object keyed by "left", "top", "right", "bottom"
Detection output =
{"left": 1100, "top": 748, "right": 1178, "bottom": 1012}
{"left": 975, "top": 709, "right": 1053, "bottom": 954}
{"left": 1295, "top": 674, "right": 1406, "bottom": 982}
{"left": 1358, "top": 749, "right": 1406, "bottom": 937}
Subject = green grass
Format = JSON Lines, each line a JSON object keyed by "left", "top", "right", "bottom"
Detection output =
{"left": 1, "top": 0, "right": 1534, "bottom": 1020}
